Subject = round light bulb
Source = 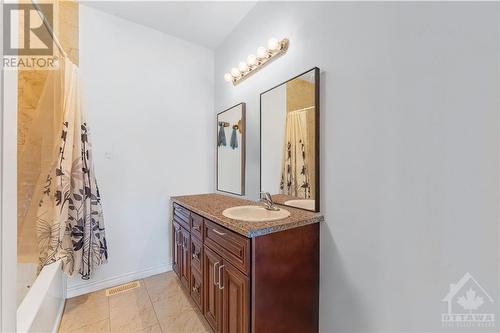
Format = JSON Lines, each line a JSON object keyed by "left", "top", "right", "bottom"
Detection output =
{"left": 257, "top": 46, "right": 268, "bottom": 59}
{"left": 224, "top": 73, "right": 233, "bottom": 82}
{"left": 267, "top": 37, "right": 280, "bottom": 51}
{"left": 231, "top": 67, "right": 240, "bottom": 78}
{"left": 238, "top": 61, "right": 248, "bottom": 72}
{"left": 247, "top": 54, "right": 257, "bottom": 66}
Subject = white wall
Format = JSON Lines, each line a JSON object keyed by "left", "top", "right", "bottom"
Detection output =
{"left": 68, "top": 6, "right": 214, "bottom": 296}
{"left": 261, "top": 84, "right": 286, "bottom": 195}
{"left": 217, "top": 104, "right": 244, "bottom": 194}
{"left": 215, "top": 2, "right": 499, "bottom": 332}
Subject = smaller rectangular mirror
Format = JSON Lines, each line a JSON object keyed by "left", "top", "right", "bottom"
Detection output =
{"left": 261, "top": 68, "right": 320, "bottom": 211}
{"left": 217, "top": 103, "right": 246, "bottom": 196}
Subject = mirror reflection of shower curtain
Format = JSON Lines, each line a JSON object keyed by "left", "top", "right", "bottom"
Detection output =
{"left": 18, "top": 58, "right": 108, "bottom": 279}
{"left": 280, "top": 110, "right": 312, "bottom": 198}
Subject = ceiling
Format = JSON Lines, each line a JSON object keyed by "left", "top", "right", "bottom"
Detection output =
{"left": 81, "top": 1, "right": 257, "bottom": 49}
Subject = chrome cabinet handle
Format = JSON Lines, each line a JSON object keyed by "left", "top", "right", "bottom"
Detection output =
{"left": 213, "top": 262, "right": 220, "bottom": 286}
{"left": 212, "top": 229, "right": 226, "bottom": 236}
{"left": 218, "top": 265, "right": 225, "bottom": 290}
{"left": 191, "top": 244, "right": 197, "bottom": 259}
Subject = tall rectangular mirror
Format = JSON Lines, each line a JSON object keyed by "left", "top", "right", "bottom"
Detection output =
{"left": 260, "top": 68, "right": 319, "bottom": 211}
{"left": 217, "top": 103, "right": 246, "bottom": 196}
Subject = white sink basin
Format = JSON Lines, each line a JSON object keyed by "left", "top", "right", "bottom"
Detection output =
{"left": 222, "top": 205, "right": 290, "bottom": 222}
{"left": 284, "top": 199, "right": 315, "bottom": 210}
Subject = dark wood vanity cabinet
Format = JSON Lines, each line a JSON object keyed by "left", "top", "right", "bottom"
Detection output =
{"left": 171, "top": 202, "right": 319, "bottom": 333}
{"left": 203, "top": 245, "right": 224, "bottom": 332}
{"left": 222, "top": 260, "right": 249, "bottom": 333}
{"left": 190, "top": 267, "right": 203, "bottom": 309}
{"left": 172, "top": 221, "right": 182, "bottom": 277}
{"left": 202, "top": 243, "right": 249, "bottom": 333}
{"left": 173, "top": 203, "right": 250, "bottom": 333}
{"left": 172, "top": 204, "right": 191, "bottom": 290}
{"left": 179, "top": 226, "right": 191, "bottom": 289}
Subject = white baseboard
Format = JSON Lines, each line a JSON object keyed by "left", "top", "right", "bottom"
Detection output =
{"left": 66, "top": 263, "right": 172, "bottom": 298}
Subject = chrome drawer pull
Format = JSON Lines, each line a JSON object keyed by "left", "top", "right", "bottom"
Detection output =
{"left": 212, "top": 229, "right": 226, "bottom": 236}
{"left": 213, "top": 262, "right": 220, "bottom": 286}
{"left": 218, "top": 265, "right": 225, "bottom": 290}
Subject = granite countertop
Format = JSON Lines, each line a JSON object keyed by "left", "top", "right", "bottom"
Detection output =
{"left": 170, "top": 193, "right": 324, "bottom": 238}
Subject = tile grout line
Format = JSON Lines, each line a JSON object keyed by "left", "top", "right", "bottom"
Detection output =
{"left": 143, "top": 278, "right": 163, "bottom": 333}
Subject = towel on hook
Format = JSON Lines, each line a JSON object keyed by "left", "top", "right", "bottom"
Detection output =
{"left": 218, "top": 124, "right": 226, "bottom": 147}
{"left": 230, "top": 127, "right": 238, "bottom": 149}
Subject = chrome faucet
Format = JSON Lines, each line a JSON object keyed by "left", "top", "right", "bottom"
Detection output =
{"left": 259, "top": 192, "right": 280, "bottom": 211}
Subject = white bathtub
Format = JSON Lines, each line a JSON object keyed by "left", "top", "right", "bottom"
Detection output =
{"left": 17, "top": 261, "right": 66, "bottom": 333}
{"left": 17, "top": 263, "right": 38, "bottom": 307}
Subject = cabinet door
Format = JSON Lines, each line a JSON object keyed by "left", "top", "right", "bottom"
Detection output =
{"left": 190, "top": 267, "right": 203, "bottom": 311}
{"left": 190, "top": 236, "right": 203, "bottom": 272}
{"left": 180, "top": 227, "right": 190, "bottom": 289}
{"left": 203, "top": 245, "right": 223, "bottom": 333}
{"left": 221, "top": 262, "right": 249, "bottom": 333}
{"left": 172, "top": 222, "right": 181, "bottom": 278}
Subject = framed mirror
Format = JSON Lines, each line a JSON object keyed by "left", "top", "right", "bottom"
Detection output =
{"left": 217, "top": 103, "right": 246, "bottom": 196}
{"left": 260, "top": 68, "right": 320, "bottom": 211}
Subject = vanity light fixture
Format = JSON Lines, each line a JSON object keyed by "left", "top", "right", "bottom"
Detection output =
{"left": 224, "top": 37, "right": 289, "bottom": 85}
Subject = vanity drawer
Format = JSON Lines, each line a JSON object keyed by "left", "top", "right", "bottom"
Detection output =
{"left": 204, "top": 220, "right": 250, "bottom": 275}
{"left": 190, "top": 267, "right": 203, "bottom": 311}
{"left": 190, "top": 236, "right": 203, "bottom": 272}
{"left": 173, "top": 203, "right": 190, "bottom": 230}
{"left": 191, "top": 213, "right": 203, "bottom": 240}
{"left": 173, "top": 202, "right": 190, "bottom": 216}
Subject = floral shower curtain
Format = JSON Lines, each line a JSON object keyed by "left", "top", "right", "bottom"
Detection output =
{"left": 20, "top": 58, "right": 108, "bottom": 279}
{"left": 280, "top": 110, "right": 312, "bottom": 198}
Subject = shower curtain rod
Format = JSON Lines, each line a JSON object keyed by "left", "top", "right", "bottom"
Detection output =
{"left": 30, "top": 0, "right": 67, "bottom": 58}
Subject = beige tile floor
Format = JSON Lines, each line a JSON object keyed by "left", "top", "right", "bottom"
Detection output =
{"left": 58, "top": 271, "right": 212, "bottom": 333}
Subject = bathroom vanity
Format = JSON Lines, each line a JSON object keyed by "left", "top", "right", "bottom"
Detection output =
{"left": 170, "top": 193, "right": 323, "bottom": 333}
